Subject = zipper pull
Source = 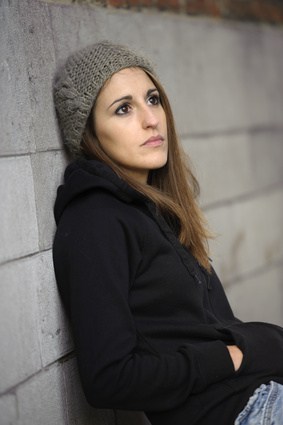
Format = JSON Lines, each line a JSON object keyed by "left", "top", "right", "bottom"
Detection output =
{"left": 193, "top": 272, "right": 202, "bottom": 285}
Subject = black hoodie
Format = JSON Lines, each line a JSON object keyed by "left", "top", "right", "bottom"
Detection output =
{"left": 53, "top": 159, "right": 283, "bottom": 425}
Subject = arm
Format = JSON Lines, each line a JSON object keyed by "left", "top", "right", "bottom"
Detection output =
{"left": 53, "top": 198, "right": 236, "bottom": 412}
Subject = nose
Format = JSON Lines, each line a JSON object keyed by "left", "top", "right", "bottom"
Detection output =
{"left": 141, "top": 106, "right": 159, "bottom": 129}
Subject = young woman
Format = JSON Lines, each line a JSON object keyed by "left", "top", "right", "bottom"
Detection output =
{"left": 53, "top": 41, "right": 283, "bottom": 425}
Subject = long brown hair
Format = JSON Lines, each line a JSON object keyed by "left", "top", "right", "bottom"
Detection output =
{"left": 81, "top": 69, "right": 212, "bottom": 271}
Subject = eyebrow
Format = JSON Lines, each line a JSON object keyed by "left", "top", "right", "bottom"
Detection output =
{"left": 107, "top": 88, "right": 158, "bottom": 110}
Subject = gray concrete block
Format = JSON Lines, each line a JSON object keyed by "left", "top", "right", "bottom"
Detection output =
{"left": 63, "top": 357, "right": 116, "bottom": 425}
{"left": 17, "top": 364, "right": 66, "bottom": 425}
{"left": 207, "top": 188, "right": 283, "bottom": 283}
{"left": 0, "top": 256, "right": 41, "bottom": 393}
{"left": 183, "top": 129, "right": 283, "bottom": 207}
{"left": 0, "top": 156, "right": 38, "bottom": 264}
{"left": 49, "top": 2, "right": 103, "bottom": 62}
{"left": 31, "top": 150, "right": 68, "bottom": 250}
{"left": 254, "top": 25, "right": 283, "bottom": 126}
{"left": 226, "top": 265, "right": 283, "bottom": 327}
{"left": 0, "top": 393, "right": 18, "bottom": 425}
{"left": 37, "top": 250, "right": 74, "bottom": 367}
{"left": 106, "top": 10, "right": 178, "bottom": 64}
{"left": 16, "top": 0, "right": 60, "bottom": 152}
{"left": 0, "top": 0, "right": 35, "bottom": 155}
{"left": 183, "top": 132, "right": 254, "bottom": 207}
{"left": 249, "top": 130, "right": 283, "bottom": 189}
{"left": 170, "top": 20, "right": 283, "bottom": 135}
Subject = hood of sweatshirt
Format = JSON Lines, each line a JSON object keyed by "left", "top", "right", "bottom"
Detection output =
{"left": 54, "top": 159, "right": 146, "bottom": 225}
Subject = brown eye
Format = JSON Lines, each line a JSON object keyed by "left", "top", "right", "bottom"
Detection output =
{"left": 115, "top": 103, "right": 131, "bottom": 115}
{"left": 148, "top": 94, "right": 160, "bottom": 106}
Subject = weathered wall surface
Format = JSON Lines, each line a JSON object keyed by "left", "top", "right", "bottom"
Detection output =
{"left": 1, "top": 0, "right": 283, "bottom": 424}
{"left": 46, "top": 0, "right": 283, "bottom": 24}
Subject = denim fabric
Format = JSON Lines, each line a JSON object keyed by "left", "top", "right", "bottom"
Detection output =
{"left": 235, "top": 381, "right": 283, "bottom": 425}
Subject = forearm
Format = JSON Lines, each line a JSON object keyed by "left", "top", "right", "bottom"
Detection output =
{"left": 77, "top": 338, "right": 235, "bottom": 412}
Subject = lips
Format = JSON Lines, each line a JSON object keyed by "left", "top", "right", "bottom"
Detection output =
{"left": 142, "top": 135, "right": 164, "bottom": 147}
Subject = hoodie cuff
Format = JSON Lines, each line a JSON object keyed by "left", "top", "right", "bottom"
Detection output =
{"left": 193, "top": 340, "right": 235, "bottom": 390}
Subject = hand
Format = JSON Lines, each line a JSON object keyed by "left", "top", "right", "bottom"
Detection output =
{"left": 227, "top": 345, "right": 243, "bottom": 372}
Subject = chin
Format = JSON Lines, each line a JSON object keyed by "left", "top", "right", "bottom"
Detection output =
{"left": 150, "top": 160, "right": 168, "bottom": 171}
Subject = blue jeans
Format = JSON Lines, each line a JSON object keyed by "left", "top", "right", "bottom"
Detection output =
{"left": 235, "top": 381, "right": 283, "bottom": 425}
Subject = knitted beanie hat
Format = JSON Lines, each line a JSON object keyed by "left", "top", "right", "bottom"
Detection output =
{"left": 53, "top": 41, "right": 156, "bottom": 157}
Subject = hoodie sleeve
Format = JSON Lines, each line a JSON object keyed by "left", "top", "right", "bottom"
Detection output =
{"left": 53, "top": 194, "right": 235, "bottom": 412}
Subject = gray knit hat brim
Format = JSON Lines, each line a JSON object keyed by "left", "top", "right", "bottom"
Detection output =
{"left": 53, "top": 41, "right": 156, "bottom": 158}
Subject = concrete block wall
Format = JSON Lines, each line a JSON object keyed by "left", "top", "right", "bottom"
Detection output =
{"left": 1, "top": 0, "right": 283, "bottom": 424}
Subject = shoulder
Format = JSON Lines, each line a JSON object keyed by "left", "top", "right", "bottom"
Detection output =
{"left": 62, "top": 188, "right": 145, "bottom": 227}
{"left": 54, "top": 188, "right": 150, "bottom": 250}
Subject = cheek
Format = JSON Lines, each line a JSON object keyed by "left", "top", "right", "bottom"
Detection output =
{"left": 96, "top": 125, "right": 127, "bottom": 158}
{"left": 93, "top": 108, "right": 115, "bottom": 147}
{"left": 95, "top": 120, "right": 113, "bottom": 146}
{"left": 98, "top": 121, "right": 131, "bottom": 147}
{"left": 157, "top": 107, "right": 167, "bottom": 132}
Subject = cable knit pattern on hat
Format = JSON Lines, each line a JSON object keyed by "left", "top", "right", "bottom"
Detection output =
{"left": 53, "top": 41, "right": 156, "bottom": 157}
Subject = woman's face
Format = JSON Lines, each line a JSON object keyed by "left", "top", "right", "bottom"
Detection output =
{"left": 94, "top": 67, "right": 168, "bottom": 183}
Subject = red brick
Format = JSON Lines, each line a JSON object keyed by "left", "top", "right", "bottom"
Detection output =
{"left": 226, "top": 0, "right": 283, "bottom": 23}
{"left": 157, "top": 0, "right": 180, "bottom": 11}
{"left": 104, "top": 0, "right": 283, "bottom": 24}
{"left": 127, "top": 0, "right": 141, "bottom": 6}
{"left": 251, "top": 1, "right": 283, "bottom": 23}
{"left": 139, "top": 0, "right": 156, "bottom": 5}
{"left": 186, "top": 0, "right": 221, "bottom": 17}
{"left": 107, "top": 0, "right": 128, "bottom": 7}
